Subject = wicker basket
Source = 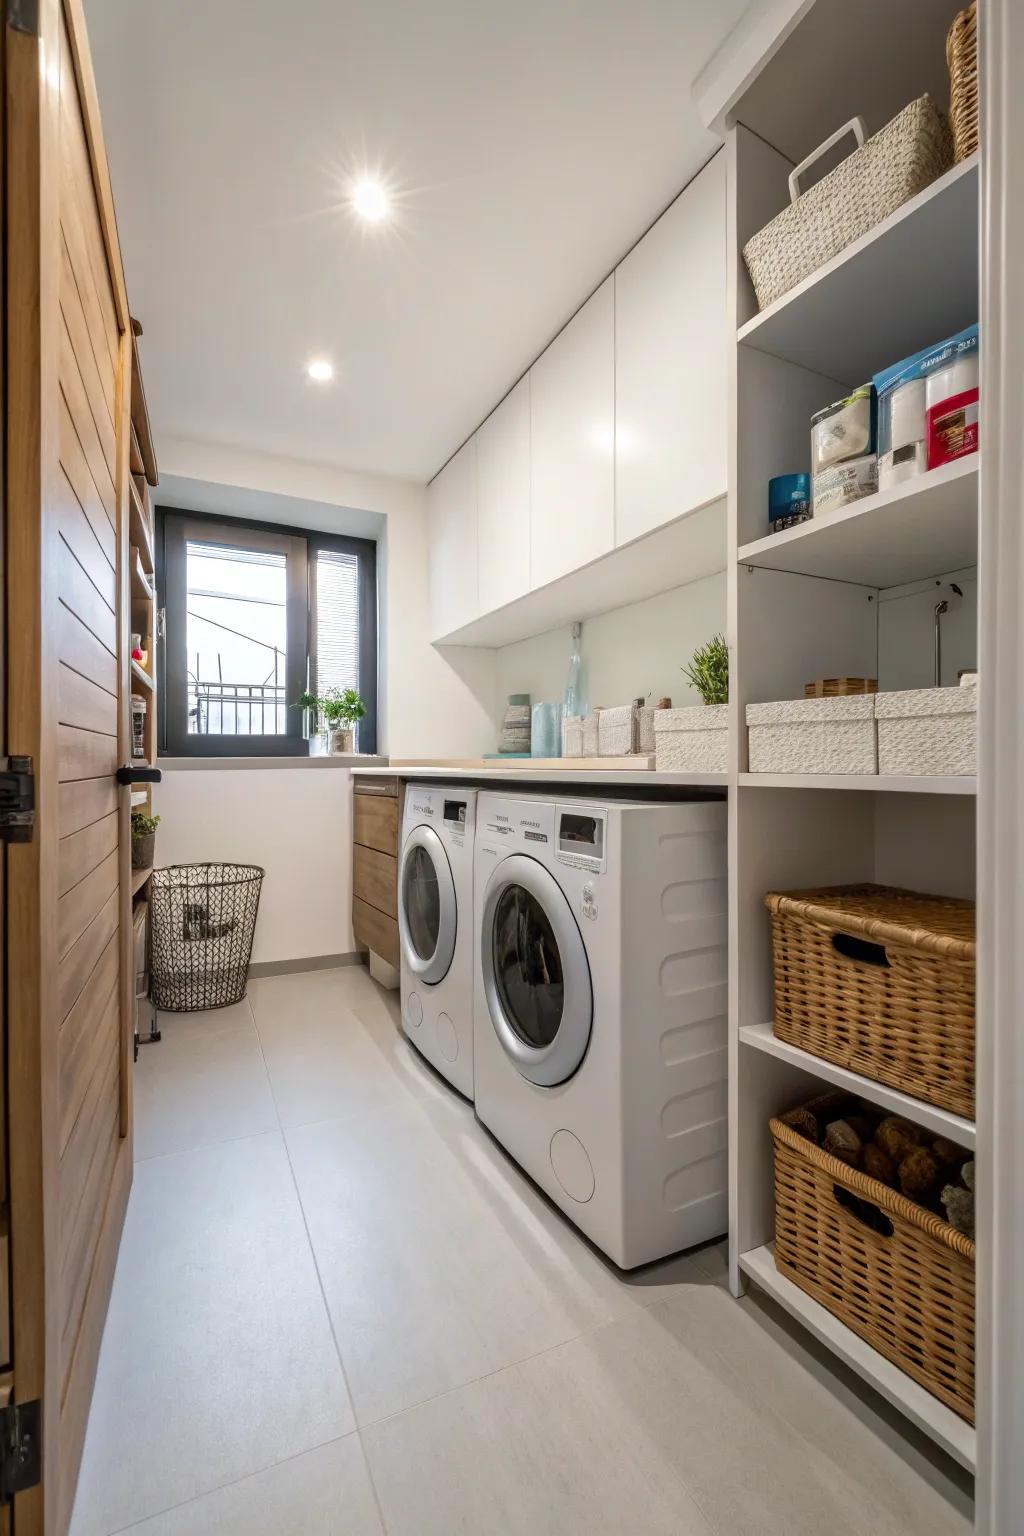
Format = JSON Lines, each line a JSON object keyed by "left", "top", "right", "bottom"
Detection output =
{"left": 947, "top": 1, "right": 979, "bottom": 162}
{"left": 743, "top": 95, "right": 953, "bottom": 311}
{"left": 766, "top": 884, "right": 976, "bottom": 1117}
{"left": 771, "top": 1092, "right": 975, "bottom": 1421}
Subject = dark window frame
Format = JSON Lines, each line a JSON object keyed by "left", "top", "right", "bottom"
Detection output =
{"left": 155, "top": 505, "right": 378, "bottom": 758}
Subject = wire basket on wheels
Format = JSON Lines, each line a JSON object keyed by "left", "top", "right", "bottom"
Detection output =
{"left": 149, "top": 863, "right": 265, "bottom": 1011}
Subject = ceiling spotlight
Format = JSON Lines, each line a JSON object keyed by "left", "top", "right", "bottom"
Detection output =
{"left": 307, "top": 359, "right": 334, "bottom": 383}
{"left": 351, "top": 176, "right": 391, "bottom": 223}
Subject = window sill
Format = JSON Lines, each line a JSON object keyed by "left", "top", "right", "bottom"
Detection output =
{"left": 157, "top": 755, "right": 389, "bottom": 771}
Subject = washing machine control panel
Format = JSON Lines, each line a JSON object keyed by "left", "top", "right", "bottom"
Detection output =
{"left": 481, "top": 802, "right": 554, "bottom": 848}
{"left": 555, "top": 808, "right": 607, "bottom": 874}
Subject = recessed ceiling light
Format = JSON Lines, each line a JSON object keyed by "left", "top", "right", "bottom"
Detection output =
{"left": 307, "top": 359, "right": 334, "bottom": 383}
{"left": 351, "top": 176, "right": 391, "bottom": 223}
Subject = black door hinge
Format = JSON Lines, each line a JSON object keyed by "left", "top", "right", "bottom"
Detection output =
{"left": 0, "top": 1399, "right": 41, "bottom": 1503}
{"left": 0, "top": 757, "right": 34, "bottom": 843}
{"left": 6, "top": 0, "right": 39, "bottom": 36}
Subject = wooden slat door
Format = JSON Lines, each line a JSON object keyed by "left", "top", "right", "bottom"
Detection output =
{"left": 6, "top": 1, "right": 135, "bottom": 1530}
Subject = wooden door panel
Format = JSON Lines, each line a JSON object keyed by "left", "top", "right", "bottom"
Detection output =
{"left": 58, "top": 810, "right": 117, "bottom": 898}
{"left": 59, "top": 395, "right": 115, "bottom": 559}
{"left": 57, "top": 605, "right": 118, "bottom": 696}
{"left": 57, "top": 849, "right": 118, "bottom": 960}
{"left": 58, "top": 776, "right": 118, "bottom": 840}
{"left": 7, "top": 2, "right": 137, "bottom": 1528}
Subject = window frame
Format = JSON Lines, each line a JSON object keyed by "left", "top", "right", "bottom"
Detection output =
{"left": 155, "top": 506, "right": 378, "bottom": 758}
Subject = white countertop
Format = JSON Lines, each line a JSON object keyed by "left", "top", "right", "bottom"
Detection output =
{"left": 351, "top": 764, "right": 727, "bottom": 788}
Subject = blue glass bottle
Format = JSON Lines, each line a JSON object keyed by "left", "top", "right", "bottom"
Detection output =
{"left": 565, "top": 621, "right": 585, "bottom": 718}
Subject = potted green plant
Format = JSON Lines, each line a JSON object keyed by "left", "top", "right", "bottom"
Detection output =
{"left": 131, "top": 810, "right": 160, "bottom": 870}
{"left": 653, "top": 634, "right": 730, "bottom": 772}
{"left": 296, "top": 687, "right": 367, "bottom": 754}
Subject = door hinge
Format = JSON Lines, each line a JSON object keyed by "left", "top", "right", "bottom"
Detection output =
{"left": 0, "top": 1399, "right": 41, "bottom": 1503}
{"left": 6, "top": 0, "right": 39, "bottom": 36}
{"left": 0, "top": 757, "right": 34, "bottom": 843}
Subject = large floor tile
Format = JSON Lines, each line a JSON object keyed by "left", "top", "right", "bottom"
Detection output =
{"left": 70, "top": 1133, "right": 354, "bottom": 1536}
{"left": 287, "top": 1098, "right": 634, "bottom": 1425}
{"left": 134, "top": 1018, "right": 278, "bottom": 1161}
{"left": 117, "top": 1438, "right": 383, "bottom": 1536}
{"left": 153, "top": 997, "right": 260, "bottom": 1044}
{"left": 250, "top": 968, "right": 435, "bottom": 1128}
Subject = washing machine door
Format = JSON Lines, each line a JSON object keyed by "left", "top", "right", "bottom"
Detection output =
{"left": 481, "top": 854, "right": 592, "bottom": 1087}
{"left": 399, "top": 825, "right": 457, "bottom": 984}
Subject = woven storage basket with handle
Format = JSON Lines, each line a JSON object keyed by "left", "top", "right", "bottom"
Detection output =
{"left": 947, "top": 1, "right": 979, "bottom": 162}
{"left": 766, "top": 884, "right": 975, "bottom": 1117}
{"left": 771, "top": 1091, "right": 975, "bottom": 1421}
{"left": 743, "top": 95, "right": 953, "bottom": 311}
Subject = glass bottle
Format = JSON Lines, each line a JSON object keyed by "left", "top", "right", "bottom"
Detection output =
{"left": 565, "top": 622, "right": 586, "bottom": 718}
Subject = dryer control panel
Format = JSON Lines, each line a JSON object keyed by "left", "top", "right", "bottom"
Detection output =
{"left": 555, "top": 808, "right": 607, "bottom": 874}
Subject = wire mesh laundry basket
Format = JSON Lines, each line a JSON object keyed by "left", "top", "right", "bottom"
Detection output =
{"left": 149, "top": 863, "right": 265, "bottom": 1011}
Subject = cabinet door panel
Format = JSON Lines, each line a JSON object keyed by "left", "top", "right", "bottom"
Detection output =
{"left": 477, "top": 376, "right": 530, "bottom": 614}
{"left": 530, "top": 278, "right": 614, "bottom": 587}
{"left": 427, "top": 438, "right": 478, "bottom": 640}
{"left": 615, "top": 153, "right": 727, "bottom": 545}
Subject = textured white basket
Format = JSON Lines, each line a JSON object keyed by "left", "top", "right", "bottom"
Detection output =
{"left": 742, "top": 96, "right": 952, "bottom": 311}
{"left": 562, "top": 715, "right": 584, "bottom": 758}
{"left": 874, "top": 686, "right": 976, "bottom": 775}
{"left": 582, "top": 710, "right": 601, "bottom": 757}
{"left": 747, "top": 694, "right": 876, "bottom": 774}
{"left": 654, "top": 705, "right": 728, "bottom": 772}
{"left": 598, "top": 704, "right": 639, "bottom": 756}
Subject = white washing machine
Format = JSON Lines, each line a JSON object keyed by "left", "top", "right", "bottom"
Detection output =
{"left": 473, "top": 791, "right": 728, "bottom": 1269}
{"left": 399, "top": 783, "right": 477, "bottom": 1098}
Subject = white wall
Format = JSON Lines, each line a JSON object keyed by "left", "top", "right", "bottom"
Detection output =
{"left": 495, "top": 570, "right": 727, "bottom": 718}
{"left": 155, "top": 767, "right": 355, "bottom": 965}
{"left": 157, "top": 435, "right": 499, "bottom": 758}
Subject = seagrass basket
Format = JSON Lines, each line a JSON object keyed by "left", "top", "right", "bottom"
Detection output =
{"left": 765, "top": 884, "right": 975, "bottom": 1117}
{"left": 771, "top": 1092, "right": 975, "bottom": 1421}
{"left": 947, "top": 1, "right": 979, "bottom": 162}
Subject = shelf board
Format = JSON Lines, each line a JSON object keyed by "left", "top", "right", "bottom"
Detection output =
{"left": 737, "top": 457, "right": 977, "bottom": 589}
{"left": 739, "top": 1244, "right": 975, "bottom": 1471}
{"left": 131, "top": 547, "right": 155, "bottom": 603}
{"left": 737, "top": 156, "right": 978, "bottom": 384}
{"left": 131, "top": 865, "right": 153, "bottom": 895}
{"left": 130, "top": 789, "right": 149, "bottom": 807}
{"left": 739, "top": 1023, "right": 975, "bottom": 1148}
{"left": 370, "top": 763, "right": 728, "bottom": 788}
{"left": 130, "top": 659, "right": 154, "bottom": 691}
{"left": 739, "top": 771, "right": 976, "bottom": 795}
{"left": 129, "top": 476, "right": 155, "bottom": 574}
{"left": 130, "top": 325, "right": 159, "bottom": 485}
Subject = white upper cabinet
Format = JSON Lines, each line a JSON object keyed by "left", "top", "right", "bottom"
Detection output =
{"left": 477, "top": 376, "right": 531, "bottom": 614}
{"left": 614, "top": 152, "right": 727, "bottom": 545}
{"left": 529, "top": 277, "right": 615, "bottom": 588}
{"left": 427, "top": 437, "right": 478, "bottom": 641}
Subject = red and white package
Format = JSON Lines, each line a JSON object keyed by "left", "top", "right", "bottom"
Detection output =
{"left": 926, "top": 356, "right": 980, "bottom": 469}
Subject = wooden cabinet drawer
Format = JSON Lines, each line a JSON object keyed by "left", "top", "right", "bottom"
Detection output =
{"left": 353, "top": 897, "right": 399, "bottom": 969}
{"left": 354, "top": 794, "right": 399, "bottom": 857}
{"left": 353, "top": 843, "right": 397, "bottom": 919}
{"left": 353, "top": 775, "right": 398, "bottom": 798}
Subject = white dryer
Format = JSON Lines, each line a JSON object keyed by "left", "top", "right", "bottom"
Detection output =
{"left": 473, "top": 791, "right": 728, "bottom": 1269}
{"left": 399, "top": 783, "right": 477, "bottom": 1098}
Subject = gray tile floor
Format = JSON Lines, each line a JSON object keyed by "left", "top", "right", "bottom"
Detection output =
{"left": 70, "top": 966, "right": 974, "bottom": 1535}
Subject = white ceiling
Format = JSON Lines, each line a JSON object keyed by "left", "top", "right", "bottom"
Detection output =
{"left": 86, "top": 0, "right": 747, "bottom": 483}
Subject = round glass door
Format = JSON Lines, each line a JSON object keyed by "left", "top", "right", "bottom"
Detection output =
{"left": 481, "top": 855, "right": 592, "bottom": 1086}
{"left": 399, "top": 825, "right": 457, "bottom": 984}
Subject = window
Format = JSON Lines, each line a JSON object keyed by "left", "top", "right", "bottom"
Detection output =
{"left": 157, "top": 509, "right": 377, "bottom": 757}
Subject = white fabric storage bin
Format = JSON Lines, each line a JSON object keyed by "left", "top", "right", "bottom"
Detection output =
{"left": 746, "top": 694, "right": 876, "bottom": 774}
{"left": 874, "top": 686, "right": 976, "bottom": 775}
{"left": 654, "top": 705, "right": 728, "bottom": 772}
{"left": 598, "top": 704, "right": 639, "bottom": 756}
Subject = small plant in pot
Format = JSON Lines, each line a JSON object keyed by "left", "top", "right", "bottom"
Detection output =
{"left": 297, "top": 687, "right": 367, "bottom": 754}
{"left": 131, "top": 810, "right": 160, "bottom": 870}
{"left": 682, "top": 633, "right": 729, "bottom": 706}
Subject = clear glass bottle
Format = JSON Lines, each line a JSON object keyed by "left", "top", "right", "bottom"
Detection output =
{"left": 565, "top": 622, "right": 586, "bottom": 718}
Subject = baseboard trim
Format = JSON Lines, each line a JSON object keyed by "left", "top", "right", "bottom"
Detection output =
{"left": 248, "top": 951, "right": 365, "bottom": 980}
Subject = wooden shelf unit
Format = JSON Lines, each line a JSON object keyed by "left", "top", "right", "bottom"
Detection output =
{"left": 722, "top": 0, "right": 981, "bottom": 1472}
{"left": 129, "top": 474, "right": 155, "bottom": 574}
{"left": 128, "top": 327, "right": 158, "bottom": 804}
{"left": 130, "top": 865, "right": 153, "bottom": 897}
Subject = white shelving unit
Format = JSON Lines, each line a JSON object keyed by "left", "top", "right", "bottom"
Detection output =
{"left": 718, "top": 0, "right": 981, "bottom": 1478}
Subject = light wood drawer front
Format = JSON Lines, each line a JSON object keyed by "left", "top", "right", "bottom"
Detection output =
{"left": 353, "top": 843, "right": 398, "bottom": 919}
{"left": 354, "top": 794, "right": 399, "bottom": 857}
{"left": 353, "top": 775, "right": 398, "bottom": 798}
{"left": 353, "top": 897, "right": 399, "bottom": 968}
